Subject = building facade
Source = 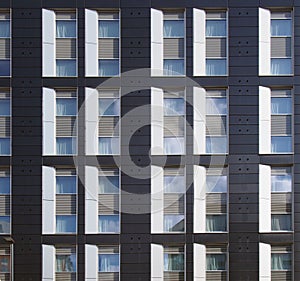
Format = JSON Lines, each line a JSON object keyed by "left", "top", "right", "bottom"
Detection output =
{"left": 0, "top": 0, "right": 298, "bottom": 280}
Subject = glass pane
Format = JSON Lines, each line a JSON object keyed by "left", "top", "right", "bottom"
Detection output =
{"left": 56, "top": 176, "right": 76, "bottom": 194}
{"left": 271, "top": 136, "right": 292, "bottom": 153}
{"left": 56, "top": 98, "right": 76, "bottom": 116}
{"left": 271, "top": 59, "right": 292, "bottom": 75}
{"left": 164, "top": 175, "right": 185, "bottom": 193}
{"left": 164, "top": 215, "right": 184, "bottom": 232}
{"left": 271, "top": 175, "right": 292, "bottom": 192}
{"left": 99, "top": 215, "right": 120, "bottom": 233}
{"left": 99, "top": 254, "right": 120, "bottom": 272}
{"left": 56, "top": 215, "right": 76, "bottom": 233}
{"left": 56, "top": 60, "right": 76, "bottom": 76}
{"left": 0, "top": 21, "right": 10, "bottom": 38}
{"left": 164, "top": 253, "right": 184, "bottom": 271}
{"left": 164, "top": 98, "right": 185, "bottom": 115}
{"left": 99, "top": 98, "right": 120, "bottom": 116}
{"left": 206, "top": 175, "right": 227, "bottom": 193}
{"left": 163, "top": 59, "right": 184, "bottom": 76}
{"left": 206, "top": 137, "right": 227, "bottom": 154}
{"left": 99, "top": 20, "right": 119, "bottom": 38}
{"left": 56, "top": 20, "right": 76, "bottom": 38}
{"left": 0, "top": 60, "right": 10, "bottom": 76}
{"left": 99, "top": 60, "right": 119, "bottom": 76}
{"left": 272, "top": 253, "right": 291, "bottom": 270}
{"left": 56, "top": 254, "right": 76, "bottom": 272}
{"left": 0, "top": 177, "right": 10, "bottom": 194}
{"left": 99, "top": 137, "right": 120, "bottom": 155}
{"left": 206, "top": 215, "right": 227, "bottom": 232}
{"left": 271, "top": 98, "right": 291, "bottom": 114}
{"left": 164, "top": 137, "right": 185, "bottom": 155}
{"left": 206, "top": 98, "right": 227, "bottom": 115}
{"left": 206, "top": 254, "right": 226, "bottom": 270}
{"left": 0, "top": 256, "right": 10, "bottom": 272}
{"left": 271, "top": 19, "right": 292, "bottom": 36}
{"left": 56, "top": 137, "right": 76, "bottom": 155}
{"left": 99, "top": 175, "right": 119, "bottom": 194}
{"left": 0, "top": 138, "right": 10, "bottom": 155}
{"left": 271, "top": 214, "right": 292, "bottom": 231}
{"left": 206, "top": 20, "right": 226, "bottom": 37}
{"left": 164, "top": 20, "right": 184, "bottom": 37}
{"left": 0, "top": 216, "right": 10, "bottom": 233}
{"left": 206, "top": 59, "right": 227, "bottom": 76}
{"left": 0, "top": 100, "right": 10, "bottom": 116}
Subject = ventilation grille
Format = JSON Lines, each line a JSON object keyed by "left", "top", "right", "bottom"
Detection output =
{"left": 56, "top": 195, "right": 76, "bottom": 214}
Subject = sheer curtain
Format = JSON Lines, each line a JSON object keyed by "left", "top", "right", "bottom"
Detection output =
{"left": 271, "top": 175, "right": 292, "bottom": 192}
{"left": 99, "top": 60, "right": 119, "bottom": 76}
{"left": 99, "top": 254, "right": 119, "bottom": 272}
{"left": 99, "top": 176, "right": 119, "bottom": 194}
{"left": 206, "top": 20, "right": 226, "bottom": 37}
{"left": 56, "top": 216, "right": 76, "bottom": 233}
{"left": 164, "top": 176, "right": 185, "bottom": 193}
{"left": 271, "top": 59, "right": 291, "bottom": 75}
{"left": 164, "top": 254, "right": 184, "bottom": 271}
{"left": 271, "top": 136, "right": 292, "bottom": 153}
{"left": 0, "top": 21, "right": 10, "bottom": 37}
{"left": 0, "top": 99, "right": 10, "bottom": 116}
{"left": 0, "top": 256, "right": 9, "bottom": 272}
{"left": 99, "top": 98, "right": 119, "bottom": 116}
{"left": 164, "top": 137, "right": 184, "bottom": 155}
{"left": 56, "top": 177, "right": 76, "bottom": 193}
{"left": 0, "top": 216, "right": 10, "bottom": 233}
{"left": 163, "top": 21, "right": 184, "bottom": 37}
{"left": 206, "top": 59, "right": 226, "bottom": 76}
{"left": 163, "top": 60, "right": 184, "bottom": 76}
{"left": 99, "top": 137, "right": 119, "bottom": 155}
{"left": 99, "top": 21, "right": 119, "bottom": 38}
{"left": 0, "top": 177, "right": 10, "bottom": 194}
{"left": 57, "top": 138, "right": 75, "bottom": 155}
{"left": 271, "top": 20, "right": 291, "bottom": 36}
{"left": 206, "top": 215, "right": 226, "bottom": 232}
{"left": 206, "top": 254, "right": 226, "bottom": 270}
{"left": 56, "top": 255, "right": 76, "bottom": 272}
{"left": 164, "top": 99, "right": 184, "bottom": 115}
{"left": 271, "top": 215, "right": 291, "bottom": 231}
{"left": 99, "top": 215, "right": 119, "bottom": 233}
{"left": 206, "top": 137, "right": 227, "bottom": 154}
{"left": 271, "top": 98, "right": 291, "bottom": 114}
{"left": 56, "top": 99, "right": 76, "bottom": 116}
{"left": 57, "top": 60, "right": 76, "bottom": 77}
{"left": 0, "top": 138, "right": 10, "bottom": 155}
{"left": 56, "top": 21, "right": 76, "bottom": 38}
{"left": 206, "top": 176, "right": 227, "bottom": 193}
{"left": 206, "top": 98, "right": 227, "bottom": 115}
{"left": 271, "top": 254, "right": 291, "bottom": 270}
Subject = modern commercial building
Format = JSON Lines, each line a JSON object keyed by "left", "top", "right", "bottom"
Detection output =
{"left": 0, "top": 0, "right": 298, "bottom": 280}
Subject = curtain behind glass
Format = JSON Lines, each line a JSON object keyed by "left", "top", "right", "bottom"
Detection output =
{"left": 206, "top": 59, "right": 226, "bottom": 76}
{"left": 0, "top": 99, "right": 10, "bottom": 116}
{"left": 271, "top": 175, "right": 292, "bottom": 192}
{"left": 0, "top": 21, "right": 10, "bottom": 38}
{"left": 163, "top": 20, "right": 184, "bottom": 37}
{"left": 0, "top": 256, "right": 9, "bottom": 272}
{"left": 271, "top": 20, "right": 291, "bottom": 36}
{"left": 99, "top": 137, "right": 120, "bottom": 155}
{"left": 206, "top": 215, "right": 226, "bottom": 232}
{"left": 56, "top": 21, "right": 76, "bottom": 38}
{"left": 99, "top": 215, "right": 120, "bottom": 233}
{"left": 164, "top": 215, "right": 184, "bottom": 232}
{"left": 56, "top": 176, "right": 76, "bottom": 194}
{"left": 164, "top": 137, "right": 184, "bottom": 155}
{"left": 0, "top": 177, "right": 10, "bottom": 194}
{"left": 206, "top": 254, "right": 226, "bottom": 270}
{"left": 206, "top": 20, "right": 226, "bottom": 37}
{"left": 271, "top": 98, "right": 291, "bottom": 114}
{"left": 206, "top": 137, "right": 227, "bottom": 154}
{"left": 99, "top": 21, "right": 119, "bottom": 38}
{"left": 56, "top": 99, "right": 76, "bottom": 116}
{"left": 99, "top": 98, "right": 120, "bottom": 116}
{"left": 271, "top": 215, "right": 291, "bottom": 231}
{"left": 57, "top": 138, "right": 76, "bottom": 155}
{"left": 99, "top": 60, "right": 119, "bottom": 76}
{"left": 164, "top": 98, "right": 184, "bottom": 115}
{"left": 56, "top": 215, "right": 76, "bottom": 233}
{"left": 206, "top": 176, "right": 227, "bottom": 193}
{"left": 56, "top": 254, "right": 76, "bottom": 272}
{"left": 206, "top": 98, "right": 227, "bottom": 115}
{"left": 0, "top": 216, "right": 10, "bottom": 233}
{"left": 271, "top": 136, "right": 292, "bottom": 153}
{"left": 163, "top": 60, "right": 184, "bottom": 76}
{"left": 0, "top": 138, "right": 10, "bottom": 155}
{"left": 99, "top": 254, "right": 119, "bottom": 272}
{"left": 271, "top": 253, "right": 291, "bottom": 270}
{"left": 271, "top": 59, "right": 292, "bottom": 75}
{"left": 57, "top": 60, "right": 76, "bottom": 77}
{"left": 164, "top": 254, "right": 184, "bottom": 271}
{"left": 164, "top": 176, "right": 185, "bottom": 193}
{"left": 99, "top": 176, "right": 119, "bottom": 194}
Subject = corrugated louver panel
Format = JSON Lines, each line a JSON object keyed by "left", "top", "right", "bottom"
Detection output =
{"left": 56, "top": 169, "right": 76, "bottom": 176}
{"left": 99, "top": 39, "right": 119, "bottom": 58}
{"left": 98, "top": 194, "right": 119, "bottom": 214}
{"left": 271, "top": 115, "right": 291, "bottom": 135}
{"left": 0, "top": 117, "right": 10, "bottom": 137}
{"left": 164, "top": 116, "right": 184, "bottom": 137}
{"left": 272, "top": 245, "right": 292, "bottom": 253}
{"left": 99, "top": 12, "right": 119, "bottom": 20}
{"left": 56, "top": 91, "right": 76, "bottom": 98}
{"left": 56, "top": 194, "right": 76, "bottom": 214}
{"left": 98, "top": 246, "right": 119, "bottom": 254}
{"left": 164, "top": 38, "right": 184, "bottom": 58}
{"left": 0, "top": 246, "right": 10, "bottom": 255}
{"left": 206, "top": 271, "right": 227, "bottom": 281}
{"left": 271, "top": 193, "right": 292, "bottom": 213}
{"left": 56, "top": 117, "right": 77, "bottom": 136}
{"left": 206, "top": 12, "right": 226, "bottom": 19}
{"left": 271, "top": 271, "right": 292, "bottom": 281}
{"left": 0, "top": 39, "right": 10, "bottom": 59}
{"left": 98, "top": 273, "right": 119, "bottom": 281}
{"left": 206, "top": 193, "right": 226, "bottom": 214}
{"left": 56, "top": 12, "right": 76, "bottom": 19}
{"left": 55, "top": 273, "right": 76, "bottom": 281}
{"left": 56, "top": 248, "right": 76, "bottom": 255}
{"left": 271, "top": 37, "right": 291, "bottom": 57}
{"left": 163, "top": 12, "right": 184, "bottom": 20}
{"left": 164, "top": 272, "right": 184, "bottom": 281}
{"left": 56, "top": 39, "right": 76, "bottom": 58}
{"left": 0, "top": 273, "right": 10, "bottom": 281}
{"left": 206, "top": 116, "right": 226, "bottom": 135}
{"left": 98, "top": 117, "right": 119, "bottom": 136}
{"left": 206, "top": 38, "right": 226, "bottom": 57}
{"left": 164, "top": 194, "right": 184, "bottom": 214}
{"left": 207, "top": 167, "right": 227, "bottom": 176}
{"left": 0, "top": 195, "right": 9, "bottom": 216}
{"left": 206, "top": 245, "right": 227, "bottom": 253}
{"left": 164, "top": 246, "right": 184, "bottom": 253}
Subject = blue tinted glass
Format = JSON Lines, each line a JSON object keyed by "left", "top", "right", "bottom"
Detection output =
{"left": 271, "top": 19, "right": 291, "bottom": 36}
{"left": 206, "top": 20, "right": 226, "bottom": 37}
{"left": 271, "top": 98, "right": 291, "bottom": 114}
{"left": 56, "top": 254, "right": 76, "bottom": 272}
{"left": 164, "top": 254, "right": 184, "bottom": 271}
{"left": 56, "top": 98, "right": 77, "bottom": 116}
{"left": 206, "top": 59, "right": 227, "bottom": 76}
{"left": 164, "top": 215, "right": 184, "bottom": 232}
{"left": 206, "top": 254, "right": 226, "bottom": 270}
{"left": 99, "top": 176, "right": 119, "bottom": 194}
{"left": 164, "top": 176, "right": 185, "bottom": 193}
{"left": 206, "top": 98, "right": 227, "bottom": 115}
{"left": 163, "top": 59, "right": 184, "bottom": 76}
{"left": 0, "top": 138, "right": 10, "bottom": 155}
{"left": 0, "top": 256, "right": 10, "bottom": 272}
{"left": 56, "top": 60, "right": 76, "bottom": 76}
{"left": 0, "top": 21, "right": 10, "bottom": 38}
{"left": 56, "top": 176, "right": 76, "bottom": 193}
{"left": 56, "top": 21, "right": 76, "bottom": 38}
{"left": 271, "top": 136, "right": 292, "bottom": 153}
{"left": 164, "top": 20, "right": 184, "bottom": 37}
{"left": 0, "top": 216, "right": 10, "bottom": 233}
{"left": 56, "top": 215, "right": 76, "bottom": 233}
{"left": 99, "top": 98, "right": 120, "bottom": 116}
{"left": 0, "top": 100, "right": 10, "bottom": 116}
{"left": 99, "top": 137, "right": 120, "bottom": 155}
{"left": 271, "top": 253, "right": 291, "bottom": 270}
{"left": 271, "top": 214, "right": 292, "bottom": 231}
{"left": 0, "top": 60, "right": 10, "bottom": 76}
{"left": 99, "top": 254, "right": 120, "bottom": 272}
{"left": 206, "top": 215, "right": 226, "bottom": 232}
{"left": 271, "top": 59, "right": 292, "bottom": 75}
{"left": 271, "top": 175, "right": 292, "bottom": 192}
{"left": 164, "top": 137, "right": 185, "bottom": 155}
{"left": 99, "top": 60, "right": 119, "bottom": 76}
{"left": 0, "top": 177, "right": 10, "bottom": 194}
{"left": 206, "top": 175, "right": 227, "bottom": 193}
{"left": 99, "top": 215, "right": 120, "bottom": 233}
{"left": 99, "top": 20, "right": 119, "bottom": 38}
{"left": 206, "top": 137, "right": 227, "bottom": 154}
{"left": 164, "top": 98, "right": 185, "bottom": 115}
{"left": 56, "top": 137, "right": 76, "bottom": 155}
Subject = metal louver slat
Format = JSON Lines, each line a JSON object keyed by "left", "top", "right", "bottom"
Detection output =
{"left": 271, "top": 271, "right": 292, "bottom": 281}
{"left": 98, "top": 246, "right": 119, "bottom": 254}
{"left": 56, "top": 248, "right": 76, "bottom": 255}
{"left": 56, "top": 169, "right": 76, "bottom": 176}
{"left": 0, "top": 273, "right": 10, "bottom": 281}
{"left": 206, "top": 90, "right": 226, "bottom": 97}
{"left": 0, "top": 195, "right": 10, "bottom": 216}
{"left": 99, "top": 39, "right": 119, "bottom": 58}
{"left": 0, "top": 117, "right": 10, "bottom": 137}
{"left": 164, "top": 167, "right": 184, "bottom": 176}
{"left": 99, "top": 12, "right": 119, "bottom": 20}
{"left": 56, "top": 117, "right": 77, "bottom": 137}
{"left": 207, "top": 167, "right": 227, "bottom": 176}
{"left": 0, "top": 246, "right": 10, "bottom": 255}
{"left": 271, "top": 90, "right": 291, "bottom": 97}
{"left": 271, "top": 246, "right": 292, "bottom": 253}
{"left": 56, "top": 194, "right": 76, "bottom": 214}
{"left": 99, "top": 168, "right": 119, "bottom": 176}
{"left": 164, "top": 246, "right": 184, "bottom": 253}
{"left": 271, "top": 115, "right": 291, "bottom": 135}
{"left": 98, "top": 273, "right": 119, "bottom": 281}
{"left": 56, "top": 39, "right": 76, "bottom": 59}
{"left": 98, "top": 194, "right": 119, "bottom": 214}
{"left": 164, "top": 90, "right": 185, "bottom": 98}
{"left": 206, "top": 116, "right": 226, "bottom": 136}
{"left": 0, "top": 39, "right": 10, "bottom": 59}
{"left": 164, "top": 116, "right": 184, "bottom": 137}
{"left": 56, "top": 12, "right": 76, "bottom": 19}
{"left": 206, "top": 245, "right": 227, "bottom": 253}
{"left": 206, "top": 194, "right": 226, "bottom": 214}
{"left": 271, "top": 167, "right": 291, "bottom": 175}
{"left": 271, "top": 193, "right": 292, "bottom": 213}
{"left": 55, "top": 273, "right": 76, "bottom": 281}
{"left": 164, "top": 38, "right": 184, "bottom": 58}
{"left": 98, "top": 117, "right": 119, "bottom": 136}
{"left": 56, "top": 91, "right": 76, "bottom": 98}
{"left": 163, "top": 12, "right": 184, "bottom": 20}
{"left": 271, "top": 37, "right": 291, "bottom": 57}
{"left": 164, "top": 194, "right": 184, "bottom": 214}
{"left": 206, "top": 12, "right": 226, "bottom": 19}
{"left": 206, "top": 38, "right": 226, "bottom": 58}
{"left": 164, "top": 272, "right": 184, "bottom": 281}
{"left": 206, "top": 271, "right": 227, "bottom": 281}
{"left": 98, "top": 90, "right": 119, "bottom": 98}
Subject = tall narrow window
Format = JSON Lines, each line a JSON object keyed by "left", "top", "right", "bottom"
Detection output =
{"left": 271, "top": 167, "right": 292, "bottom": 231}
{"left": 271, "top": 246, "right": 292, "bottom": 280}
{"left": 164, "top": 246, "right": 184, "bottom": 281}
{"left": 0, "top": 10, "right": 10, "bottom": 77}
{"left": 163, "top": 89, "right": 185, "bottom": 154}
{"left": 271, "top": 12, "right": 292, "bottom": 75}
{"left": 98, "top": 168, "right": 120, "bottom": 233}
{"left": 271, "top": 90, "right": 292, "bottom": 153}
{"left": 0, "top": 89, "right": 10, "bottom": 155}
{"left": 206, "top": 245, "right": 227, "bottom": 280}
{"left": 56, "top": 90, "right": 77, "bottom": 155}
{"left": 99, "top": 11, "right": 120, "bottom": 76}
{"left": 206, "top": 11, "right": 227, "bottom": 76}
{"left": 56, "top": 247, "right": 76, "bottom": 280}
{"left": 98, "top": 246, "right": 120, "bottom": 280}
{"left": 163, "top": 11, "right": 185, "bottom": 76}
{"left": 206, "top": 89, "right": 227, "bottom": 154}
{"left": 0, "top": 168, "right": 10, "bottom": 234}
{"left": 163, "top": 168, "right": 185, "bottom": 232}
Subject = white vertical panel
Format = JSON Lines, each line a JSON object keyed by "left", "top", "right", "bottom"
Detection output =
{"left": 43, "top": 88, "right": 56, "bottom": 155}
{"left": 259, "top": 8, "right": 271, "bottom": 75}
{"left": 42, "top": 9, "right": 56, "bottom": 77}
{"left": 42, "top": 166, "right": 56, "bottom": 234}
{"left": 85, "top": 88, "right": 99, "bottom": 155}
{"left": 151, "top": 165, "right": 164, "bottom": 233}
{"left": 259, "top": 243, "right": 271, "bottom": 281}
{"left": 259, "top": 164, "right": 271, "bottom": 232}
{"left": 85, "top": 9, "right": 99, "bottom": 76}
{"left": 85, "top": 244, "right": 98, "bottom": 280}
{"left": 194, "top": 165, "right": 206, "bottom": 233}
{"left": 193, "top": 9, "right": 206, "bottom": 76}
{"left": 151, "top": 9, "right": 163, "bottom": 76}
{"left": 259, "top": 86, "right": 271, "bottom": 154}
{"left": 151, "top": 244, "right": 164, "bottom": 280}
{"left": 194, "top": 244, "right": 206, "bottom": 280}
{"left": 151, "top": 87, "right": 164, "bottom": 155}
{"left": 42, "top": 245, "right": 55, "bottom": 280}
{"left": 85, "top": 166, "right": 99, "bottom": 234}
{"left": 193, "top": 87, "right": 206, "bottom": 154}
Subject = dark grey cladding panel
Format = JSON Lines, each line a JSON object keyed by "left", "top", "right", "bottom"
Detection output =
{"left": 260, "top": 0, "right": 294, "bottom": 7}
